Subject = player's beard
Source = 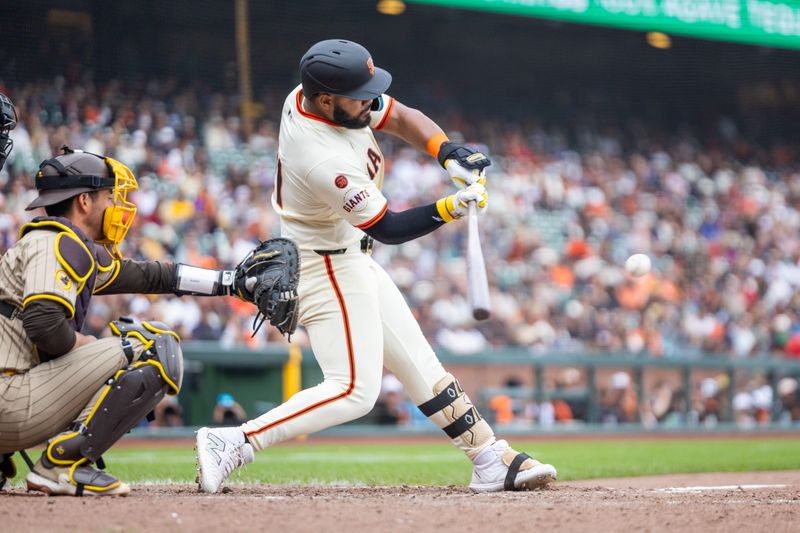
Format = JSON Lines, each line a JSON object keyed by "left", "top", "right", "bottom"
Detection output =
{"left": 332, "top": 104, "right": 370, "bottom": 129}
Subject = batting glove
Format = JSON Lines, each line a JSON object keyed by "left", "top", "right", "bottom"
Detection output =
{"left": 435, "top": 182, "right": 488, "bottom": 222}
{"left": 437, "top": 141, "right": 491, "bottom": 189}
{"left": 445, "top": 159, "right": 487, "bottom": 189}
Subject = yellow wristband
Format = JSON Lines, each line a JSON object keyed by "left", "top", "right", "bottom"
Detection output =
{"left": 436, "top": 197, "right": 455, "bottom": 223}
{"left": 426, "top": 132, "right": 449, "bottom": 158}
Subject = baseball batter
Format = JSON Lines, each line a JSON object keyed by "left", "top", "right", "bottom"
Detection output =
{"left": 0, "top": 146, "right": 274, "bottom": 496}
{"left": 196, "top": 39, "right": 556, "bottom": 493}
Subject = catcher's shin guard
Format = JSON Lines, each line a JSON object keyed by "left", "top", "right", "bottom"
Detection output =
{"left": 46, "top": 362, "right": 168, "bottom": 464}
{"left": 47, "top": 321, "right": 184, "bottom": 465}
{"left": 418, "top": 373, "right": 494, "bottom": 458}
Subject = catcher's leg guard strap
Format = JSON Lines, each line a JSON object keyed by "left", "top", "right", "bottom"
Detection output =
{"left": 47, "top": 362, "right": 169, "bottom": 464}
{"left": 418, "top": 374, "right": 493, "bottom": 449}
{"left": 19, "top": 450, "right": 34, "bottom": 469}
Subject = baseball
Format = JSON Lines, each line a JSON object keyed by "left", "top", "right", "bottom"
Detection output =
{"left": 625, "top": 254, "right": 651, "bottom": 277}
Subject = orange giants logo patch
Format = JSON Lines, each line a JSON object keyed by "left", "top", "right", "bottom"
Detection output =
{"left": 367, "top": 57, "right": 375, "bottom": 76}
{"left": 335, "top": 175, "right": 349, "bottom": 189}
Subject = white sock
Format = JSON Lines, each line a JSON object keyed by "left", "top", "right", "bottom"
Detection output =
{"left": 472, "top": 438, "right": 501, "bottom": 466}
{"left": 218, "top": 426, "right": 245, "bottom": 445}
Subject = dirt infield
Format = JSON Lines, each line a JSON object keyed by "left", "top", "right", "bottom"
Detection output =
{"left": 3, "top": 471, "right": 799, "bottom": 533}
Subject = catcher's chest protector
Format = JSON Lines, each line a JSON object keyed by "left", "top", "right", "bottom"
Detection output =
{"left": 19, "top": 216, "right": 99, "bottom": 331}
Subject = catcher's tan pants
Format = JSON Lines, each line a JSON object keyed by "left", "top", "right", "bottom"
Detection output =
{"left": 0, "top": 337, "right": 145, "bottom": 454}
{"left": 241, "top": 247, "right": 494, "bottom": 454}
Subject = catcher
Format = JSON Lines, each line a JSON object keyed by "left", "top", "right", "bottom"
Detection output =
{"left": 0, "top": 145, "right": 298, "bottom": 496}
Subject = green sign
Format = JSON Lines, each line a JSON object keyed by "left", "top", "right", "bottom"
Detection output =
{"left": 407, "top": 0, "right": 800, "bottom": 50}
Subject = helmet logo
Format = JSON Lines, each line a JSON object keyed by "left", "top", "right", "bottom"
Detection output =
{"left": 366, "top": 57, "right": 375, "bottom": 76}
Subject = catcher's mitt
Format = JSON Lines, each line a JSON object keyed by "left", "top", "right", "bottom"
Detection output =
{"left": 234, "top": 238, "right": 300, "bottom": 338}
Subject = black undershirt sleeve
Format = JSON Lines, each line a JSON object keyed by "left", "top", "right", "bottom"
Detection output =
{"left": 22, "top": 299, "right": 76, "bottom": 361}
{"left": 96, "top": 260, "right": 178, "bottom": 295}
{"left": 362, "top": 202, "right": 446, "bottom": 245}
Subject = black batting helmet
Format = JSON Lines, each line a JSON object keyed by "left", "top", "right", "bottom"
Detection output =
{"left": 299, "top": 39, "right": 392, "bottom": 100}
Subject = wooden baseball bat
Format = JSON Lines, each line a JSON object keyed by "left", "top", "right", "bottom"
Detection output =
{"left": 466, "top": 201, "right": 491, "bottom": 320}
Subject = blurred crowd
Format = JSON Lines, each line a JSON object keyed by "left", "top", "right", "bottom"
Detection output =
{"left": 370, "top": 368, "right": 800, "bottom": 429}
{"left": 2, "top": 76, "right": 800, "bottom": 365}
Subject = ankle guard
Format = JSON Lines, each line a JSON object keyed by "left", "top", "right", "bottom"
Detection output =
{"left": 418, "top": 373, "right": 494, "bottom": 450}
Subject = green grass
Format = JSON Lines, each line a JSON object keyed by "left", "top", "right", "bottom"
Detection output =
{"left": 8, "top": 438, "right": 800, "bottom": 487}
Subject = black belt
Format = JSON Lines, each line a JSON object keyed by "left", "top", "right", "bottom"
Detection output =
{"left": 0, "top": 301, "right": 21, "bottom": 320}
{"left": 313, "top": 248, "right": 347, "bottom": 256}
{"left": 314, "top": 236, "right": 374, "bottom": 257}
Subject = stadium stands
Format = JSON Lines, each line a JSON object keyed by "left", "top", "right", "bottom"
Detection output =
{"left": 2, "top": 77, "right": 800, "bottom": 364}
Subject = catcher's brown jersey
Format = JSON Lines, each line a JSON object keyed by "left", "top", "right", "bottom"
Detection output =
{"left": 0, "top": 228, "right": 117, "bottom": 373}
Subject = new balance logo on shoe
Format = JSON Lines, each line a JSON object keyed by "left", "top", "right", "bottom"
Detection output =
{"left": 206, "top": 432, "right": 226, "bottom": 465}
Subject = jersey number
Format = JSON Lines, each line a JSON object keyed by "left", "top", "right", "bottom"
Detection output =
{"left": 367, "top": 148, "right": 382, "bottom": 180}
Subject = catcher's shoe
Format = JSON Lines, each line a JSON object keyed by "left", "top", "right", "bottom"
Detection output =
{"left": 26, "top": 456, "right": 129, "bottom": 496}
{"left": 0, "top": 453, "right": 16, "bottom": 490}
{"left": 196, "top": 427, "right": 254, "bottom": 493}
{"left": 469, "top": 439, "right": 557, "bottom": 493}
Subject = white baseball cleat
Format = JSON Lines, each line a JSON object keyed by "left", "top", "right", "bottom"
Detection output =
{"left": 469, "top": 439, "right": 557, "bottom": 493}
{"left": 196, "top": 427, "right": 255, "bottom": 494}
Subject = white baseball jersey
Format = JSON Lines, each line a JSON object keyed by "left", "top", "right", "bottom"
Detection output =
{"left": 271, "top": 85, "right": 394, "bottom": 251}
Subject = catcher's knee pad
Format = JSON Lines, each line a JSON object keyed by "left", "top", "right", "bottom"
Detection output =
{"left": 46, "top": 360, "right": 172, "bottom": 465}
{"left": 110, "top": 316, "right": 183, "bottom": 394}
{"left": 417, "top": 373, "right": 493, "bottom": 449}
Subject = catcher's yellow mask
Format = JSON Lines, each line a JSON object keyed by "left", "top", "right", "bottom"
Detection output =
{"left": 98, "top": 156, "right": 138, "bottom": 258}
